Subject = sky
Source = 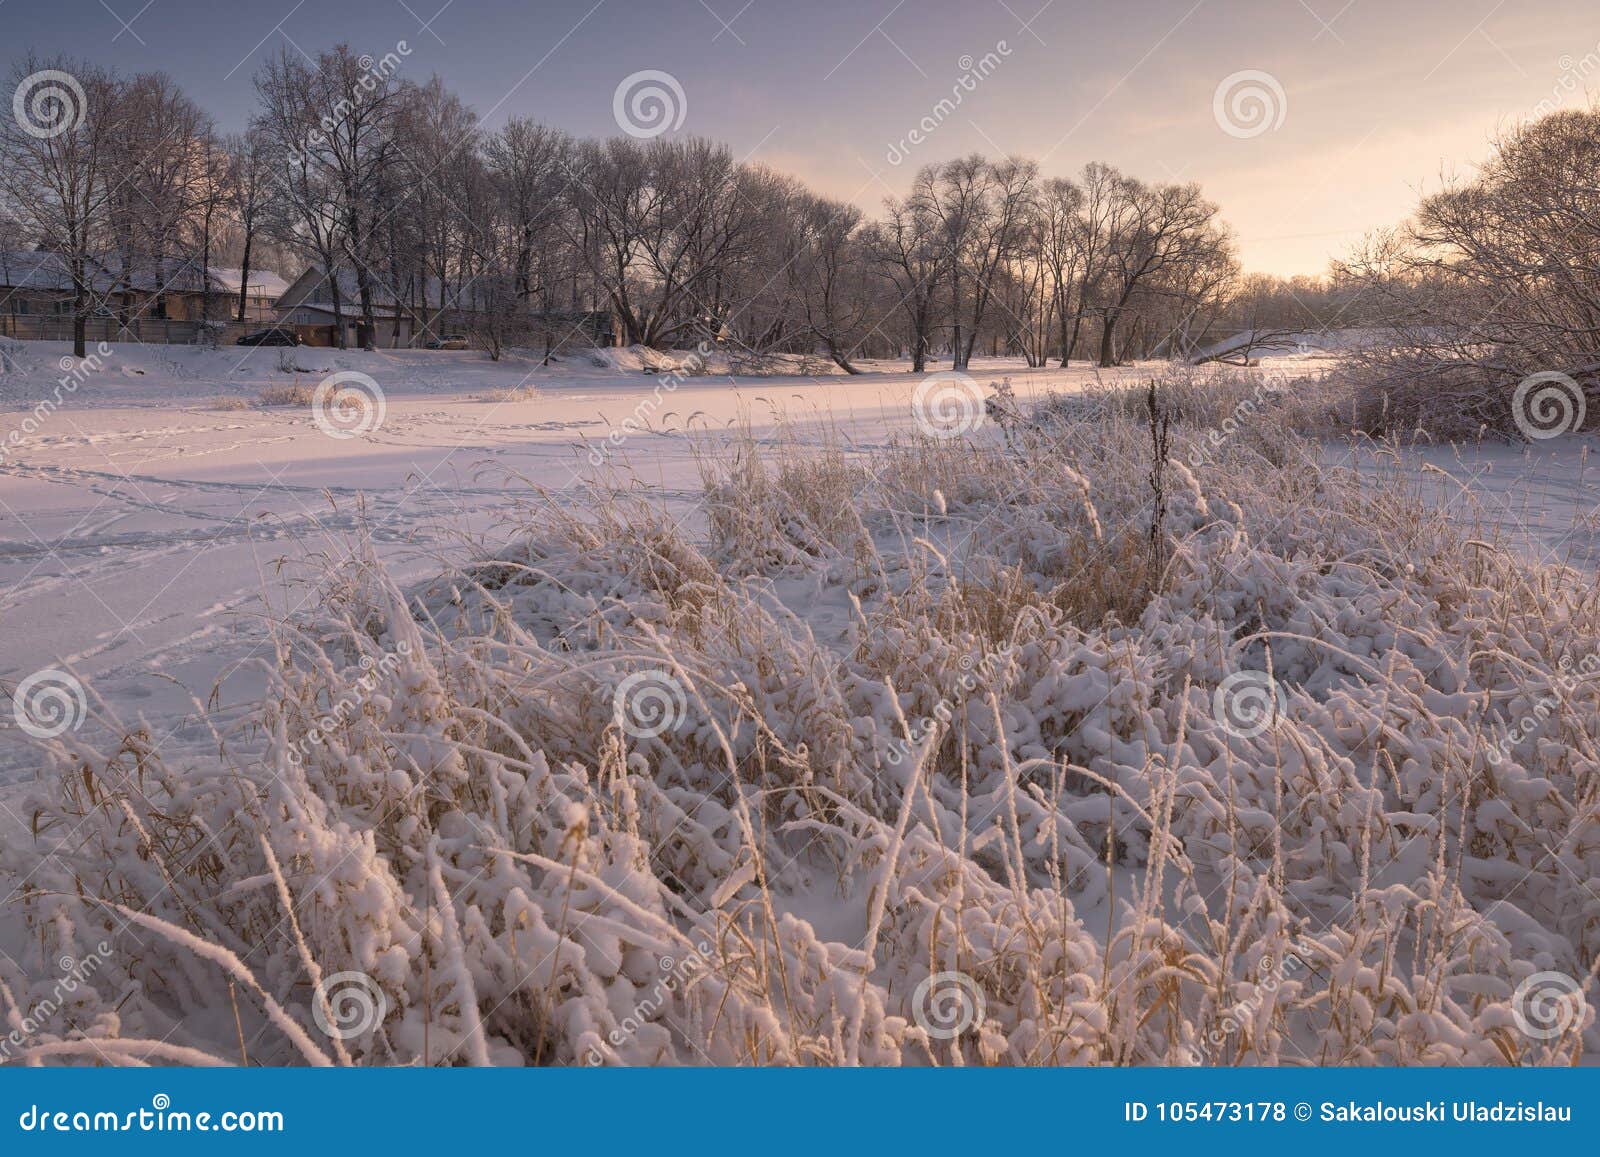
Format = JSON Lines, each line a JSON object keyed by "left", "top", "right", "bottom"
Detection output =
{"left": 9, "top": 0, "right": 1600, "bottom": 276}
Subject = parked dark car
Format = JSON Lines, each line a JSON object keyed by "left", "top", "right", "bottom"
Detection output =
{"left": 235, "top": 327, "right": 301, "bottom": 347}
{"left": 423, "top": 334, "right": 469, "bottom": 350}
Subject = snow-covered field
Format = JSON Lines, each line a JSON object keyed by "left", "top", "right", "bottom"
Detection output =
{"left": 2, "top": 340, "right": 1598, "bottom": 1066}
{"left": 0, "top": 342, "right": 1135, "bottom": 783}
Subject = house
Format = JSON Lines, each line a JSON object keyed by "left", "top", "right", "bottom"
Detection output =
{"left": 274, "top": 263, "right": 618, "bottom": 351}
{"left": 0, "top": 250, "right": 82, "bottom": 322}
{"left": 0, "top": 250, "right": 292, "bottom": 339}
{"left": 273, "top": 266, "right": 421, "bottom": 348}
{"left": 201, "top": 267, "right": 292, "bottom": 323}
{"left": 101, "top": 259, "right": 290, "bottom": 324}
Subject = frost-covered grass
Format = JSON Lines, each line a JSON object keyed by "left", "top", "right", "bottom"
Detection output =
{"left": 256, "top": 381, "right": 317, "bottom": 408}
{"left": 6, "top": 370, "right": 1598, "bottom": 1066}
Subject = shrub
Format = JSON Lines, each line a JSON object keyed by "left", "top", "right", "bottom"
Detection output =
{"left": 8, "top": 373, "right": 1596, "bottom": 1066}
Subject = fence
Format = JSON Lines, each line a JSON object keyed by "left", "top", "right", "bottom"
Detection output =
{"left": 0, "top": 316, "right": 257, "bottom": 345}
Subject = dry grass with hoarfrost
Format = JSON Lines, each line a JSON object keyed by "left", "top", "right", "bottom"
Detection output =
{"left": 6, "top": 369, "right": 1598, "bottom": 1066}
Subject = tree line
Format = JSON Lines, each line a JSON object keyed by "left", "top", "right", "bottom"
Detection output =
{"left": 1336, "top": 105, "right": 1600, "bottom": 434}
{"left": 0, "top": 45, "right": 1347, "bottom": 363}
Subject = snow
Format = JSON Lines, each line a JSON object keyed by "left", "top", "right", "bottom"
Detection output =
{"left": 1341, "top": 437, "right": 1600, "bottom": 571}
{"left": 0, "top": 341, "right": 1147, "bottom": 784}
{"left": 2, "top": 341, "right": 1597, "bottom": 1067}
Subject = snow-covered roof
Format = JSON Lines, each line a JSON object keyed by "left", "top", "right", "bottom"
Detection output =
{"left": 206, "top": 267, "right": 292, "bottom": 299}
{"left": 281, "top": 301, "right": 414, "bottom": 320}
{"left": 283, "top": 264, "right": 496, "bottom": 313}
{"left": 0, "top": 251, "right": 75, "bottom": 291}
{"left": 0, "top": 252, "right": 290, "bottom": 298}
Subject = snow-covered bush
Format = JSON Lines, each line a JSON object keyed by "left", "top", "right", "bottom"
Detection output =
{"left": 257, "top": 381, "right": 315, "bottom": 407}
{"left": 5, "top": 373, "right": 1596, "bottom": 1066}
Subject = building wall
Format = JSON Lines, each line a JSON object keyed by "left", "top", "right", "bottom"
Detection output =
{"left": 0, "top": 290, "right": 73, "bottom": 317}
{"left": 287, "top": 314, "right": 414, "bottom": 348}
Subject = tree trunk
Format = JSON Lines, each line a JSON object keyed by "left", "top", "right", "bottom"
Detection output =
{"left": 958, "top": 329, "right": 979, "bottom": 370}
{"left": 1064, "top": 313, "right": 1084, "bottom": 368}
{"left": 1126, "top": 314, "right": 1145, "bottom": 361}
{"left": 201, "top": 218, "right": 213, "bottom": 329}
{"left": 825, "top": 338, "right": 862, "bottom": 374}
{"left": 1098, "top": 310, "right": 1120, "bottom": 368}
{"left": 237, "top": 232, "right": 253, "bottom": 323}
{"left": 330, "top": 271, "right": 346, "bottom": 350}
{"left": 354, "top": 270, "right": 377, "bottom": 350}
{"left": 72, "top": 268, "right": 87, "bottom": 358}
{"left": 950, "top": 272, "right": 964, "bottom": 370}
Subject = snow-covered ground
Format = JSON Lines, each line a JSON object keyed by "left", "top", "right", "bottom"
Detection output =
{"left": 1341, "top": 437, "right": 1600, "bottom": 572}
{"left": 3, "top": 340, "right": 1596, "bottom": 785}
{"left": 4, "top": 339, "right": 1599, "bottom": 1066}
{"left": 0, "top": 341, "right": 1156, "bottom": 783}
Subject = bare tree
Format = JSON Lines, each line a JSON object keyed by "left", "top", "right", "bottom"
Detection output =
{"left": 566, "top": 136, "right": 770, "bottom": 348}
{"left": 225, "top": 127, "right": 275, "bottom": 323}
{"left": 786, "top": 193, "right": 876, "bottom": 372}
{"left": 1036, "top": 176, "right": 1085, "bottom": 365}
{"left": 0, "top": 44, "right": 1270, "bottom": 375}
{"left": 999, "top": 205, "right": 1051, "bottom": 366}
{"left": 187, "top": 130, "right": 232, "bottom": 329}
{"left": 399, "top": 77, "right": 484, "bottom": 324}
{"left": 1094, "top": 172, "right": 1231, "bottom": 366}
{"left": 254, "top": 50, "right": 350, "bottom": 344}
{"left": 942, "top": 155, "right": 1039, "bottom": 370}
{"left": 1340, "top": 106, "right": 1600, "bottom": 435}
{"left": 868, "top": 181, "right": 943, "bottom": 371}
{"left": 0, "top": 57, "right": 124, "bottom": 355}
{"left": 99, "top": 73, "right": 210, "bottom": 328}
{"left": 484, "top": 118, "right": 570, "bottom": 311}
{"left": 255, "top": 46, "right": 403, "bottom": 349}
